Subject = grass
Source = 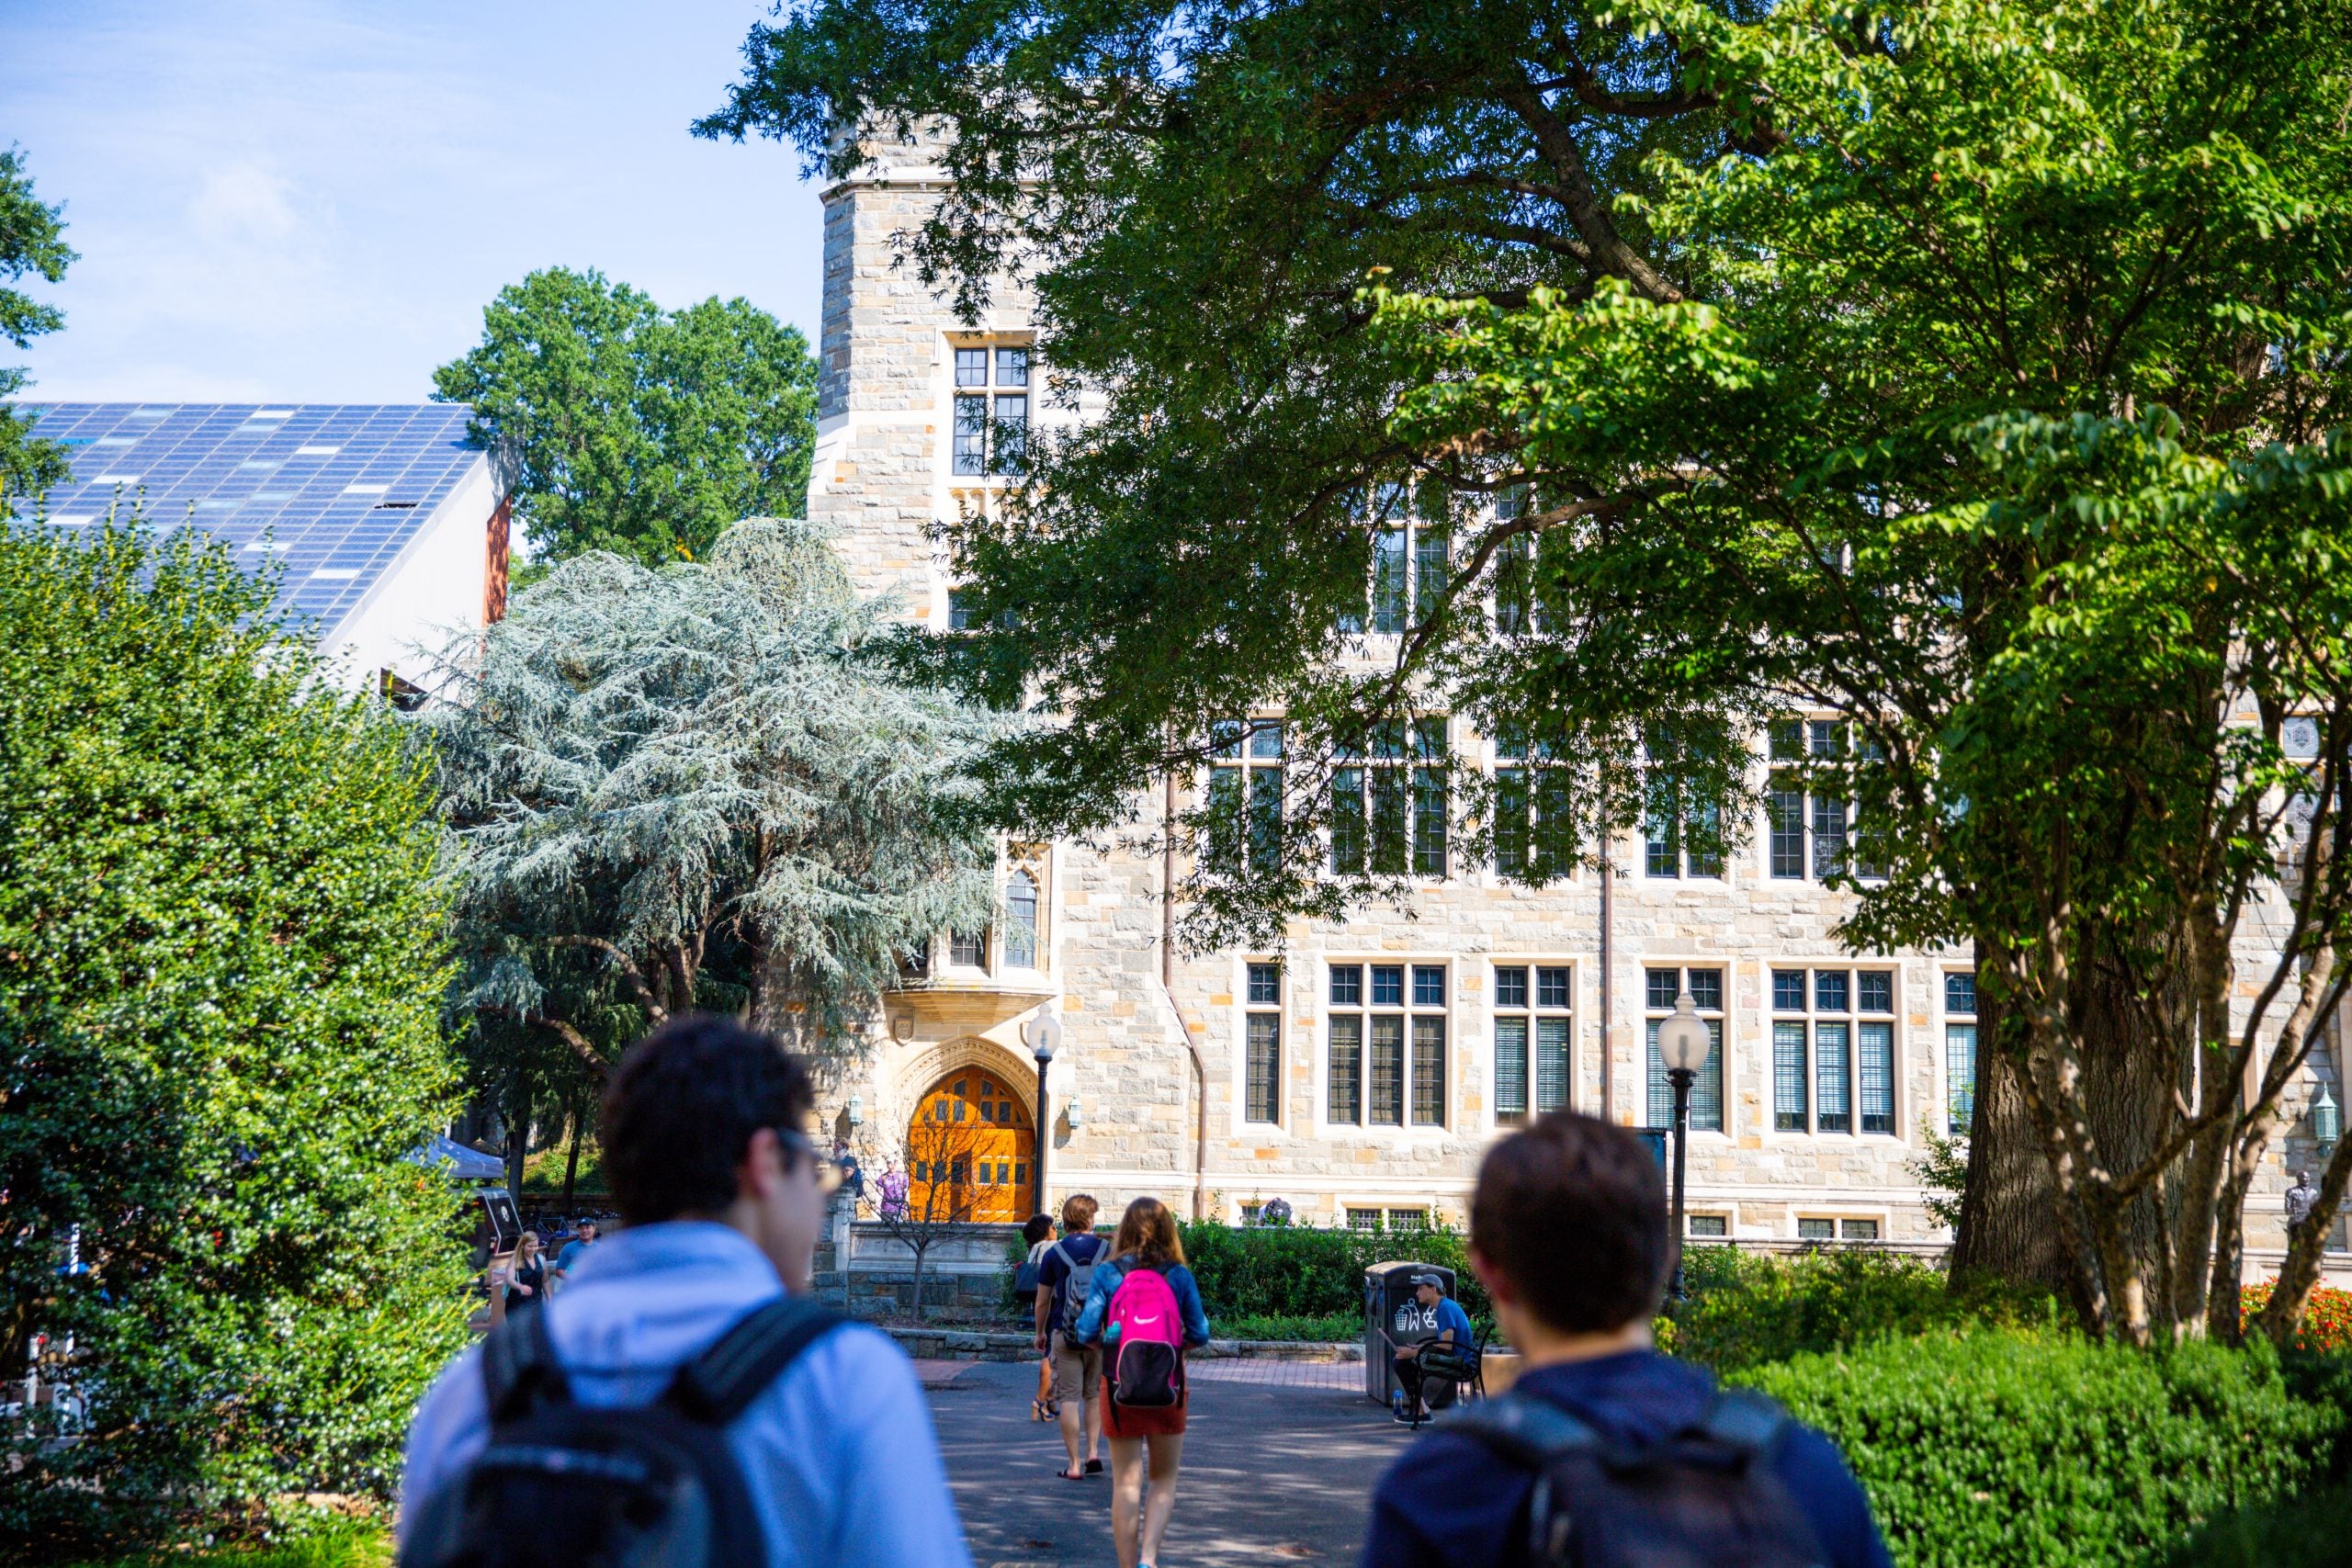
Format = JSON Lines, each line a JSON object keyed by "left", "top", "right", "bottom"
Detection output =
{"left": 520, "top": 1131, "right": 606, "bottom": 1195}
{"left": 64, "top": 1522, "right": 390, "bottom": 1568}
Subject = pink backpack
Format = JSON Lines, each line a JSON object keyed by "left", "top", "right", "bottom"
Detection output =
{"left": 1106, "top": 1263, "right": 1184, "bottom": 1407}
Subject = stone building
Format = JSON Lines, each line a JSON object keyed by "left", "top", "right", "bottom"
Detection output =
{"left": 804, "top": 136, "right": 2347, "bottom": 1271}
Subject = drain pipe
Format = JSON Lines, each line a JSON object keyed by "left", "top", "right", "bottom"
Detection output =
{"left": 1599, "top": 786, "right": 1614, "bottom": 1124}
{"left": 1161, "top": 770, "right": 1210, "bottom": 1220}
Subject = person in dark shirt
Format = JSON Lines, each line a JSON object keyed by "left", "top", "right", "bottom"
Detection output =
{"left": 1363, "top": 1112, "right": 1893, "bottom": 1568}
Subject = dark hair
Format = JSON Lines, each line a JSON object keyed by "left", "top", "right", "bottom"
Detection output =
{"left": 1470, "top": 1111, "right": 1668, "bottom": 1334}
{"left": 1022, "top": 1213, "right": 1056, "bottom": 1247}
{"left": 600, "top": 1014, "right": 815, "bottom": 1226}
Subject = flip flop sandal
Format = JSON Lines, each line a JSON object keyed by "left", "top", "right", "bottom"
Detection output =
{"left": 1060, "top": 1465, "right": 1088, "bottom": 1481}
{"left": 1031, "top": 1399, "right": 1052, "bottom": 1421}
{"left": 1084, "top": 1458, "right": 1104, "bottom": 1474}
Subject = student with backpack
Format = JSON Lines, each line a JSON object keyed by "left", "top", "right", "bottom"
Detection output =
{"left": 1033, "top": 1192, "right": 1109, "bottom": 1477}
{"left": 397, "top": 1015, "right": 971, "bottom": 1568}
{"left": 1014, "top": 1212, "right": 1058, "bottom": 1423}
{"left": 1070, "top": 1197, "right": 1211, "bottom": 1568}
{"left": 1363, "top": 1111, "right": 1893, "bottom": 1568}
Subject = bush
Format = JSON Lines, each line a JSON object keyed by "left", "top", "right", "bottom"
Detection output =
{"left": 1175, "top": 1220, "right": 1491, "bottom": 1325}
{"left": 0, "top": 525, "right": 469, "bottom": 1556}
{"left": 1218, "top": 1312, "right": 1360, "bottom": 1343}
{"left": 1668, "top": 1247, "right": 2057, "bottom": 1373}
{"left": 1739, "top": 1332, "right": 2344, "bottom": 1568}
{"left": 2164, "top": 1483, "right": 2352, "bottom": 1568}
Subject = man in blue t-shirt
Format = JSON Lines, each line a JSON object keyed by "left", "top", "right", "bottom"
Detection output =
{"left": 1034, "top": 1193, "right": 1109, "bottom": 1479}
{"left": 1363, "top": 1113, "right": 1893, "bottom": 1568}
{"left": 1388, "top": 1272, "right": 1475, "bottom": 1423}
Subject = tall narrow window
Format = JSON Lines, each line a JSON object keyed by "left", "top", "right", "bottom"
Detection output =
{"left": 1413, "top": 489, "right": 1450, "bottom": 630}
{"left": 1494, "top": 723, "right": 1571, "bottom": 881}
{"left": 1858, "top": 1021, "right": 1894, "bottom": 1134}
{"left": 950, "top": 929, "right": 988, "bottom": 968}
{"left": 1946, "top": 971, "right": 1978, "bottom": 1134}
{"left": 1209, "top": 719, "right": 1283, "bottom": 872}
{"left": 1371, "top": 523, "right": 1408, "bottom": 634}
{"left": 1489, "top": 964, "right": 1577, "bottom": 1116}
{"left": 1410, "top": 964, "right": 1447, "bottom": 1126}
{"left": 1644, "top": 733, "right": 1724, "bottom": 879}
{"left": 1412, "top": 718, "right": 1449, "bottom": 877}
{"left": 1493, "top": 1002, "right": 1529, "bottom": 1125}
{"left": 1329, "top": 965, "right": 1363, "bottom": 1124}
{"left": 1644, "top": 967, "right": 1724, "bottom": 1132}
{"left": 1246, "top": 961, "right": 1282, "bottom": 1124}
{"left": 1493, "top": 488, "right": 1532, "bottom": 635}
{"left": 950, "top": 343, "right": 1029, "bottom": 477}
{"left": 1002, "top": 870, "right": 1039, "bottom": 968}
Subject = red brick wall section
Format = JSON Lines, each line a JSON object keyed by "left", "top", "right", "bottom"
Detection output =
{"left": 483, "top": 495, "right": 511, "bottom": 625}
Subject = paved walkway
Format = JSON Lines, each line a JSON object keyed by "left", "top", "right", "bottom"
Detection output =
{"left": 926, "top": 1358, "right": 1412, "bottom": 1566}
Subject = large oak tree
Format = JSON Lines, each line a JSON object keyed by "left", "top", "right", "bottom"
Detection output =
{"left": 704, "top": 0, "right": 2352, "bottom": 1345}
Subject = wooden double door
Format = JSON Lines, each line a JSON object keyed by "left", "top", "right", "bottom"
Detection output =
{"left": 905, "top": 1067, "right": 1035, "bottom": 1223}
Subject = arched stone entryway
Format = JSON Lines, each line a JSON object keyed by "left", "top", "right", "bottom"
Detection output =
{"left": 905, "top": 1065, "right": 1036, "bottom": 1223}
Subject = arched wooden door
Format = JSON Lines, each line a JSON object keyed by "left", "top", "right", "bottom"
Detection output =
{"left": 905, "top": 1067, "right": 1035, "bottom": 1224}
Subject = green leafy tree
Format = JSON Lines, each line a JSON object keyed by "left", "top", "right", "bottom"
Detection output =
{"left": 0, "top": 145, "right": 74, "bottom": 513}
{"left": 707, "top": 0, "right": 2352, "bottom": 1347}
{"left": 416, "top": 518, "right": 1005, "bottom": 1061}
{"left": 432, "top": 266, "right": 820, "bottom": 569}
{"left": 0, "top": 519, "right": 468, "bottom": 1554}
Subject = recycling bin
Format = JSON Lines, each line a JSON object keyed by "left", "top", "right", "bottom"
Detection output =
{"left": 1363, "top": 1260, "right": 1459, "bottom": 1404}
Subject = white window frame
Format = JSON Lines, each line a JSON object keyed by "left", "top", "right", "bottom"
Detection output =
{"left": 1491, "top": 960, "right": 1575, "bottom": 1125}
{"left": 948, "top": 340, "right": 1031, "bottom": 481}
{"left": 1321, "top": 958, "right": 1452, "bottom": 1133}
{"left": 1240, "top": 959, "right": 1283, "bottom": 1127}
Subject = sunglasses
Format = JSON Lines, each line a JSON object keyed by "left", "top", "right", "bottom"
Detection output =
{"left": 775, "top": 1129, "right": 846, "bottom": 1194}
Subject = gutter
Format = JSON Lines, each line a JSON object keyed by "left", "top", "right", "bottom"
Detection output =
{"left": 1160, "top": 770, "right": 1211, "bottom": 1220}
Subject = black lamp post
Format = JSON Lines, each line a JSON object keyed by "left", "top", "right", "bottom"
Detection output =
{"left": 1655, "top": 987, "right": 1711, "bottom": 1302}
{"left": 1023, "top": 1010, "right": 1062, "bottom": 1219}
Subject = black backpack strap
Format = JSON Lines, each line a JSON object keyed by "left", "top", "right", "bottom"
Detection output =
{"left": 666, "top": 1294, "right": 844, "bottom": 1426}
{"left": 481, "top": 1302, "right": 569, "bottom": 1424}
{"left": 1446, "top": 1390, "right": 1606, "bottom": 1468}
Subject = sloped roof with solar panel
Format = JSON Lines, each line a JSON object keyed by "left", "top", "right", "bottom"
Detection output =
{"left": 12, "top": 402, "right": 487, "bottom": 631}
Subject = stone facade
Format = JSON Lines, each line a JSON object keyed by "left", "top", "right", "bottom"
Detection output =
{"left": 803, "top": 155, "right": 2351, "bottom": 1269}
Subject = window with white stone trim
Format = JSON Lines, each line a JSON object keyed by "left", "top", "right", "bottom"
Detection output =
{"left": 1327, "top": 961, "right": 1448, "bottom": 1127}
{"left": 1493, "top": 962, "right": 1572, "bottom": 1124}
{"left": 1771, "top": 966, "right": 1898, "bottom": 1134}
{"left": 951, "top": 343, "right": 1029, "bottom": 478}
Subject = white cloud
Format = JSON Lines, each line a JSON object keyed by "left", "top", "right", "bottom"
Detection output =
{"left": 188, "top": 162, "right": 305, "bottom": 244}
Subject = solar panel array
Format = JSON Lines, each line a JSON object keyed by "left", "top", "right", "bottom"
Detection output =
{"left": 12, "top": 403, "right": 487, "bottom": 630}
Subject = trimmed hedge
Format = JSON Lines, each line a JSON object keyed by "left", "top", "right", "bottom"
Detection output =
{"left": 1666, "top": 1247, "right": 2058, "bottom": 1373}
{"left": 1738, "top": 1332, "right": 2345, "bottom": 1568}
{"left": 1175, "top": 1220, "right": 1491, "bottom": 1325}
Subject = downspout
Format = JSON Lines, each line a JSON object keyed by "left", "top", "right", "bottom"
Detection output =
{"left": 1600, "top": 789, "right": 1615, "bottom": 1124}
{"left": 1161, "top": 770, "right": 1211, "bottom": 1219}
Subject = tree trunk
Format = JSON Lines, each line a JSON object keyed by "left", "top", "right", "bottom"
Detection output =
{"left": 1953, "top": 965, "right": 2076, "bottom": 1293}
{"left": 505, "top": 1074, "right": 533, "bottom": 1203}
{"left": 560, "top": 1097, "right": 584, "bottom": 1213}
{"left": 909, "top": 1241, "right": 929, "bottom": 1324}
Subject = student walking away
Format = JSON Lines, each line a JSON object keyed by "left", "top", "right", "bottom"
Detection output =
{"left": 1072, "top": 1197, "right": 1211, "bottom": 1568}
{"left": 399, "top": 1015, "right": 972, "bottom": 1568}
{"left": 499, "top": 1230, "right": 548, "bottom": 1318}
{"left": 1386, "top": 1271, "right": 1475, "bottom": 1424}
{"left": 1035, "top": 1193, "right": 1110, "bottom": 1478}
{"left": 1363, "top": 1112, "right": 1893, "bottom": 1568}
{"left": 1014, "top": 1213, "right": 1058, "bottom": 1422}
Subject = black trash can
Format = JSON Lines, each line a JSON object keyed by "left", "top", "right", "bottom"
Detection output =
{"left": 1363, "top": 1260, "right": 1458, "bottom": 1404}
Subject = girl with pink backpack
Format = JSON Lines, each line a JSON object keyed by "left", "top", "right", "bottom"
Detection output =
{"left": 1070, "top": 1196, "right": 1213, "bottom": 1568}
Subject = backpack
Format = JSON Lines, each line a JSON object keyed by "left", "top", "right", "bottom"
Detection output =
{"left": 1013, "top": 1247, "right": 1044, "bottom": 1300}
{"left": 398, "top": 1293, "right": 842, "bottom": 1568}
{"left": 1451, "top": 1387, "right": 1827, "bottom": 1568}
{"left": 1050, "top": 1235, "right": 1102, "bottom": 1336}
{"left": 1104, "top": 1262, "right": 1184, "bottom": 1408}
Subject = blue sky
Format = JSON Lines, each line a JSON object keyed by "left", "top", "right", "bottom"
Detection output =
{"left": 5, "top": 0, "right": 826, "bottom": 402}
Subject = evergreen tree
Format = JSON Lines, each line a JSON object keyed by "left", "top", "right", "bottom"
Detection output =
{"left": 419, "top": 518, "right": 1005, "bottom": 1060}
{"left": 0, "top": 146, "right": 74, "bottom": 513}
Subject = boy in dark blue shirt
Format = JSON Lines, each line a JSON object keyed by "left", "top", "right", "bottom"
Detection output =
{"left": 1363, "top": 1113, "right": 1893, "bottom": 1568}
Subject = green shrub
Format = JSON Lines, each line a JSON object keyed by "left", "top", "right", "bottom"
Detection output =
{"left": 1218, "top": 1312, "right": 1360, "bottom": 1343}
{"left": 2163, "top": 1483, "right": 2352, "bottom": 1568}
{"left": 1738, "top": 1332, "right": 2344, "bottom": 1568}
{"left": 1668, "top": 1247, "right": 2057, "bottom": 1373}
{"left": 1175, "top": 1220, "right": 1491, "bottom": 1324}
{"left": 0, "top": 525, "right": 469, "bottom": 1556}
